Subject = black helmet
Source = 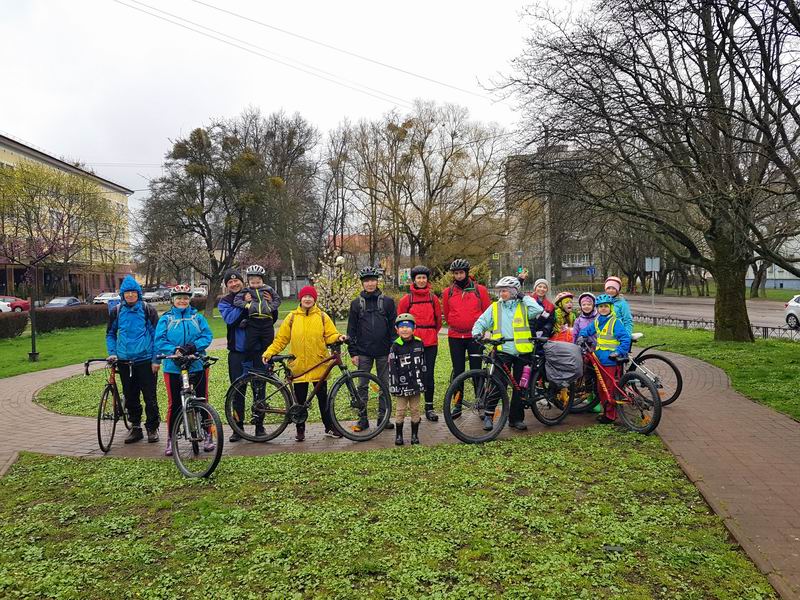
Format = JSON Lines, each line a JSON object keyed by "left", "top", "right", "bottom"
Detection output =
{"left": 410, "top": 265, "right": 430, "bottom": 278}
{"left": 450, "top": 258, "right": 470, "bottom": 272}
{"left": 358, "top": 266, "right": 381, "bottom": 280}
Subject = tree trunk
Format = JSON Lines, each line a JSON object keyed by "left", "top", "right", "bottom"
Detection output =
{"left": 711, "top": 261, "right": 753, "bottom": 342}
{"left": 749, "top": 261, "right": 769, "bottom": 298}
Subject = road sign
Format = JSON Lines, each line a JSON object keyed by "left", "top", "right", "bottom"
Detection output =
{"left": 492, "top": 253, "right": 500, "bottom": 260}
{"left": 645, "top": 257, "right": 661, "bottom": 272}
{"left": 515, "top": 250, "right": 524, "bottom": 258}
{"left": 586, "top": 266, "right": 597, "bottom": 277}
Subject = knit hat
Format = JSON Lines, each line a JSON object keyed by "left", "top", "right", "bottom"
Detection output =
{"left": 223, "top": 268, "right": 243, "bottom": 285}
{"left": 604, "top": 276, "right": 622, "bottom": 292}
{"left": 298, "top": 285, "right": 318, "bottom": 301}
{"left": 533, "top": 278, "right": 550, "bottom": 292}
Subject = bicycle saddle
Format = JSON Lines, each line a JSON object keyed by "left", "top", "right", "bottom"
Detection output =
{"left": 271, "top": 354, "right": 295, "bottom": 362}
{"left": 631, "top": 332, "right": 644, "bottom": 342}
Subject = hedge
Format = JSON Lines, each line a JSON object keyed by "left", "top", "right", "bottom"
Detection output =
{"left": 33, "top": 304, "right": 109, "bottom": 334}
{"left": 0, "top": 311, "right": 29, "bottom": 338}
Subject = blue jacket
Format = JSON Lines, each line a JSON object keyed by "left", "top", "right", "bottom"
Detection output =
{"left": 153, "top": 305, "right": 213, "bottom": 374}
{"left": 218, "top": 293, "right": 246, "bottom": 352}
{"left": 610, "top": 296, "right": 633, "bottom": 334}
{"left": 105, "top": 275, "right": 157, "bottom": 362}
{"left": 472, "top": 295, "right": 544, "bottom": 356}
{"left": 579, "top": 314, "right": 631, "bottom": 366}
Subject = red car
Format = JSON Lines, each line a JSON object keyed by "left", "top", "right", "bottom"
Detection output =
{"left": 0, "top": 296, "right": 31, "bottom": 312}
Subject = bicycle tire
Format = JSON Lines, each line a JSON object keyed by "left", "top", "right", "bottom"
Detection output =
{"left": 617, "top": 372, "right": 662, "bottom": 435}
{"left": 119, "top": 394, "right": 132, "bottom": 431}
{"left": 631, "top": 354, "right": 683, "bottom": 406}
{"left": 328, "top": 371, "right": 391, "bottom": 441}
{"left": 443, "top": 370, "right": 509, "bottom": 444}
{"left": 530, "top": 378, "right": 573, "bottom": 426}
{"left": 171, "top": 403, "right": 224, "bottom": 478}
{"left": 97, "top": 385, "right": 119, "bottom": 453}
{"left": 225, "top": 372, "right": 292, "bottom": 442}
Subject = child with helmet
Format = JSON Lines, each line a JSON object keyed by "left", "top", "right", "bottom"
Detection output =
{"left": 235, "top": 264, "right": 282, "bottom": 371}
{"left": 388, "top": 313, "right": 427, "bottom": 445}
{"left": 550, "top": 291, "right": 576, "bottom": 342}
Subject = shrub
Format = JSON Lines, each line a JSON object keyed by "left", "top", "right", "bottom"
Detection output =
{"left": 0, "top": 311, "right": 29, "bottom": 338}
{"left": 190, "top": 297, "right": 207, "bottom": 311}
{"left": 34, "top": 304, "right": 108, "bottom": 333}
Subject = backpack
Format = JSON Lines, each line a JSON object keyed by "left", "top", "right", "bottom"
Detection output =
{"left": 407, "top": 290, "right": 436, "bottom": 307}
{"left": 358, "top": 293, "right": 387, "bottom": 318}
{"left": 445, "top": 283, "right": 481, "bottom": 304}
{"left": 112, "top": 302, "right": 158, "bottom": 331}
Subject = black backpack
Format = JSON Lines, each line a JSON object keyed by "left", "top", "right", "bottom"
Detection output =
{"left": 358, "top": 293, "right": 387, "bottom": 317}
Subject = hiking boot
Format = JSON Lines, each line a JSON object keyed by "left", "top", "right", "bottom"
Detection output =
{"left": 410, "top": 421, "right": 420, "bottom": 445}
{"left": 351, "top": 417, "right": 369, "bottom": 432}
{"left": 164, "top": 438, "right": 173, "bottom": 457}
{"left": 425, "top": 408, "right": 439, "bottom": 422}
{"left": 229, "top": 428, "right": 242, "bottom": 442}
{"left": 146, "top": 428, "right": 159, "bottom": 443}
{"left": 254, "top": 424, "right": 266, "bottom": 438}
{"left": 203, "top": 432, "right": 216, "bottom": 452}
{"left": 124, "top": 426, "right": 144, "bottom": 444}
{"left": 395, "top": 422, "right": 404, "bottom": 446}
{"left": 295, "top": 425, "right": 305, "bottom": 442}
{"left": 483, "top": 416, "right": 493, "bottom": 431}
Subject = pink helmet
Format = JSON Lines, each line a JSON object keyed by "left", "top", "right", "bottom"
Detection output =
{"left": 553, "top": 291, "right": 574, "bottom": 306}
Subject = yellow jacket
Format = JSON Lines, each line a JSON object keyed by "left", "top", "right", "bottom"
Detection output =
{"left": 263, "top": 304, "right": 342, "bottom": 382}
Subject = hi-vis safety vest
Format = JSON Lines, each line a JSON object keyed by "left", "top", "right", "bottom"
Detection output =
{"left": 595, "top": 316, "right": 620, "bottom": 352}
{"left": 491, "top": 301, "right": 533, "bottom": 354}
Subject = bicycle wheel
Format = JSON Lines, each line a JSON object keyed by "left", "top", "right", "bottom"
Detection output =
{"left": 171, "top": 403, "right": 224, "bottom": 478}
{"left": 119, "top": 393, "right": 132, "bottom": 431}
{"left": 443, "top": 370, "right": 509, "bottom": 444}
{"left": 328, "top": 371, "right": 391, "bottom": 441}
{"left": 97, "top": 385, "right": 119, "bottom": 453}
{"left": 632, "top": 354, "right": 683, "bottom": 407}
{"left": 225, "top": 372, "right": 292, "bottom": 442}
{"left": 569, "top": 375, "right": 600, "bottom": 413}
{"left": 530, "top": 377, "right": 573, "bottom": 426}
{"left": 617, "top": 372, "right": 662, "bottom": 434}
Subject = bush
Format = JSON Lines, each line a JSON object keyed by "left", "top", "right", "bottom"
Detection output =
{"left": 0, "top": 311, "right": 29, "bottom": 338}
{"left": 190, "top": 297, "right": 207, "bottom": 311}
{"left": 34, "top": 304, "right": 108, "bottom": 333}
{"left": 430, "top": 260, "right": 492, "bottom": 295}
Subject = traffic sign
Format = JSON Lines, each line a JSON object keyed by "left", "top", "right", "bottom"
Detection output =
{"left": 492, "top": 253, "right": 500, "bottom": 260}
{"left": 645, "top": 257, "right": 661, "bottom": 272}
{"left": 586, "top": 266, "right": 597, "bottom": 277}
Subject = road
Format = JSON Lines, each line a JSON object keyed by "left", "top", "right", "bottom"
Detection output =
{"left": 625, "top": 295, "right": 789, "bottom": 327}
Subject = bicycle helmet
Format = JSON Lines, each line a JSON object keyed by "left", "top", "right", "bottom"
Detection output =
{"left": 358, "top": 266, "right": 381, "bottom": 280}
{"left": 554, "top": 291, "right": 574, "bottom": 306}
{"left": 410, "top": 265, "right": 431, "bottom": 278}
{"left": 578, "top": 292, "right": 596, "bottom": 305}
{"left": 395, "top": 312, "right": 416, "bottom": 326}
{"left": 449, "top": 258, "right": 470, "bottom": 272}
{"left": 170, "top": 284, "right": 192, "bottom": 299}
{"left": 245, "top": 264, "right": 266, "bottom": 277}
{"left": 495, "top": 276, "right": 521, "bottom": 290}
{"left": 595, "top": 293, "right": 614, "bottom": 306}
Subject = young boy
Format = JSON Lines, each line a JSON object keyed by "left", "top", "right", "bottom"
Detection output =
{"left": 388, "top": 313, "right": 427, "bottom": 446}
{"left": 604, "top": 276, "right": 633, "bottom": 334}
{"left": 577, "top": 294, "right": 631, "bottom": 424}
{"left": 234, "top": 264, "right": 281, "bottom": 371}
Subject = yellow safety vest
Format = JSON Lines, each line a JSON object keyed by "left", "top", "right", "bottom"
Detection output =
{"left": 491, "top": 301, "right": 533, "bottom": 354}
{"left": 595, "top": 316, "right": 620, "bottom": 352}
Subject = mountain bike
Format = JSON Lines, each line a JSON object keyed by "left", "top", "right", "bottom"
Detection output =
{"left": 442, "top": 337, "right": 574, "bottom": 444}
{"left": 156, "top": 353, "right": 223, "bottom": 478}
{"left": 84, "top": 358, "right": 133, "bottom": 453}
{"left": 224, "top": 340, "right": 391, "bottom": 442}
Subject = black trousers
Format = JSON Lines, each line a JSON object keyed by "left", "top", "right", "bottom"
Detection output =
{"left": 244, "top": 318, "right": 275, "bottom": 364}
{"left": 495, "top": 353, "right": 530, "bottom": 425}
{"left": 448, "top": 337, "right": 483, "bottom": 382}
{"left": 164, "top": 368, "right": 209, "bottom": 434}
{"left": 423, "top": 345, "right": 438, "bottom": 409}
{"left": 118, "top": 360, "right": 159, "bottom": 431}
{"left": 294, "top": 381, "right": 333, "bottom": 431}
{"left": 228, "top": 350, "right": 247, "bottom": 384}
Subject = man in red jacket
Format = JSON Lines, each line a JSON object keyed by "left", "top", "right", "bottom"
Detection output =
{"left": 397, "top": 265, "right": 442, "bottom": 421}
{"left": 441, "top": 259, "right": 491, "bottom": 419}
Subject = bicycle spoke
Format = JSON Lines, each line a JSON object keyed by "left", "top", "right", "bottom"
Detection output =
{"left": 329, "top": 372, "right": 391, "bottom": 441}
{"left": 444, "top": 370, "right": 508, "bottom": 443}
{"left": 172, "top": 403, "right": 223, "bottom": 478}
{"left": 225, "top": 373, "right": 291, "bottom": 442}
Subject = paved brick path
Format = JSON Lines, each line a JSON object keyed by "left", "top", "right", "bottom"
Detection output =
{"left": 1, "top": 344, "right": 799, "bottom": 598}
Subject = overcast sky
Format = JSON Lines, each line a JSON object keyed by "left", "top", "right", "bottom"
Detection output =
{"left": 0, "top": 0, "right": 565, "bottom": 209}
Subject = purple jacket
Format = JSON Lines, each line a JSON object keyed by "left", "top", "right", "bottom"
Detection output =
{"left": 572, "top": 310, "right": 598, "bottom": 349}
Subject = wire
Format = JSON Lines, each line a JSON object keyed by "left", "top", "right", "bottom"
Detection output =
{"left": 110, "top": 0, "right": 413, "bottom": 109}
{"left": 188, "top": 0, "right": 491, "bottom": 101}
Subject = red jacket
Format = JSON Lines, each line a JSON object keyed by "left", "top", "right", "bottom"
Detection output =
{"left": 397, "top": 284, "right": 442, "bottom": 347}
{"left": 442, "top": 278, "right": 491, "bottom": 339}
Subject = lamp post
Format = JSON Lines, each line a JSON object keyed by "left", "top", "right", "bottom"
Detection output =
{"left": 28, "top": 263, "right": 39, "bottom": 362}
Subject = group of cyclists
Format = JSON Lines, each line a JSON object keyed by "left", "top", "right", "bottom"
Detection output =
{"left": 105, "top": 260, "right": 637, "bottom": 453}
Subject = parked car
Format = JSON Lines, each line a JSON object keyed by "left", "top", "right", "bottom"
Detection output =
{"left": 191, "top": 287, "right": 207, "bottom": 298}
{"left": 0, "top": 301, "right": 11, "bottom": 313}
{"left": 93, "top": 292, "right": 120, "bottom": 305}
{"left": 0, "top": 295, "right": 31, "bottom": 312}
{"left": 142, "top": 291, "right": 162, "bottom": 302}
{"left": 44, "top": 297, "right": 82, "bottom": 308}
{"left": 785, "top": 295, "right": 800, "bottom": 330}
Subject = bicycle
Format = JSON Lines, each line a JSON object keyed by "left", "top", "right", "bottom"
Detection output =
{"left": 442, "top": 337, "right": 574, "bottom": 444}
{"left": 571, "top": 332, "right": 683, "bottom": 413}
{"left": 84, "top": 358, "right": 133, "bottom": 453}
{"left": 579, "top": 341, "right": 662, "bottom": 434}
{"left": 155, "top": 353, "right": 223, "bottom": 478}
{"left": 224, "top": 340, "right": 391, "bottom": 442}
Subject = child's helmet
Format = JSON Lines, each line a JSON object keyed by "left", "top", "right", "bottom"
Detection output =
{"left": 170, "top": 284, "right": 192, "bottom": 299}
{"left": 449, "top": 258, "right": 470, "bottom": 272}
{"left": 358, "top": 266, "right": 381, "bottom": 280}
{"left": 553, "top": 291, "right": 574, "bottom": 306}
{"left": 494, "top": 276, "right": 521, "bottom": 290}
{"left": 395, "top": 312, "right": 416, "bottom": 326}
{"left": 578, "top": 292, "right": 596, "bottom": 305}
{"left": 595, "top": 293, "right": 614, "bottom": 306}
{"left": 245, "top": 264, "right": 266, "bottom": 277}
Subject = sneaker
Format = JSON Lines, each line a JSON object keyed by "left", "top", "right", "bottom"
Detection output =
{"left": 146, "top": 428, "right": 159, "bottom": 443}
{"left": 451, "top": 404, "right": 463, "bottom": 420}
{"left": 124, "top": 426, "right": 144, "bottom": 444}
{"left": 164, "top": 438, "right": 173, "bottom": 457}
{"left": 324, "top": 429, "right": 343, "bottom": 439}
{"left": 254, "top": 424, "right": 266, "bottom": 437}
{"left": 229, "top": 430, "right": 242, "bottom": 442}
{"left": 295, "top": 428, "right": 305, "bottom": 442}
{"left": 351, "top": 418, "right": 369, "bottom": 432}
{"left": 203, "top": 432, "right": 216, "bottom": 452}
{"left": 509, "top": 421, "right": 528, "bottom": 431}
{"left": 425, "top": 409, "right": 439, "bottom": 422}
{"left": 596, "top": 415, "right": 615, "bottom": 424}
{"left": 483, "top": 416, "right": 493, "bottom": 431}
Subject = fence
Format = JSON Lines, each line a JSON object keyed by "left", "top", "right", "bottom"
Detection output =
{"left": 633, "top": 313, "right": 800, "bottom": 341}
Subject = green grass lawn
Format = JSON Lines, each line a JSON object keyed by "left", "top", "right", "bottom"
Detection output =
{"left": 0, "top": 429, "right": 776, "bottom": 599}
{"left": 0, "top": 301, "right": 299, "bottom": 379}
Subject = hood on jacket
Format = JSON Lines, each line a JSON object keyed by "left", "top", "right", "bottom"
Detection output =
{"left": 119, "top": 275, "right": 142, "bottom": 303}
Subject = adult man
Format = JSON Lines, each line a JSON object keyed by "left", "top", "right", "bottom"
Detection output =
{"left": 106, "top": 274, "right": 160, "bottom": 443}
{"left": 347, "top": 266, "right": 397, "bottom": 431}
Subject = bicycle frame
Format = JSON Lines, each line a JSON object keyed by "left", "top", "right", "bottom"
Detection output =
{"left": 584, "top": 351, "right": 628, "bottom": 401}
{"left": 269, "top": 344, "right": 350, "bottom": 409}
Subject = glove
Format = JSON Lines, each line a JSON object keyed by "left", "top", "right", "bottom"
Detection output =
{"left": 575, "top": 336, "right": 587, "bottom": 347}
{"left": 472, "top": 333, "right": 484, "bottom": 342}
{"left": 179, "top": 342, "right": 197, "bottom": 356}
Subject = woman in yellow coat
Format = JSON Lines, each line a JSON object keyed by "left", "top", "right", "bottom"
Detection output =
{"left": 263, "top": 286, "right": 346, "bottom": 442}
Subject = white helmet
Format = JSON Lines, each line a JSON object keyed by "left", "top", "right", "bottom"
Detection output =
{"left": 495, "top": 276, "right": 521, "bottom": 290}
{"left": 245, "top": 264, "right": 266, "bottom": 277}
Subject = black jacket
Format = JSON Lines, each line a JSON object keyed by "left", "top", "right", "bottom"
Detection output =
{"left": 347, "top": 290, "right": 397, "bottom": 357}
{"left": 388, "top": 335, "right": 427, "bottom": 396}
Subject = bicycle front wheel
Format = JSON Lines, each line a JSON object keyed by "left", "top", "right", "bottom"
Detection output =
{"left": 97, "top": 385, "right": 119, "bottom": 453}
{"left": 530, "top": 378, "right": 573, "bottom": 426}
{"left": 171, "top": 403, "right": 224, "bottom": 478}
{"left": 225, "top": 372, "right": 292, "bottom": 442}
{"left": 632, "top": 354, "right": 683, "bottom": 406}
{"left": 617, "top": 372, "right": 662, "bottom": 435}
{"left": 329, "top": 371, "right": 391, "bottom": 442}
{"left": 443, "top": 370, "right": 508, "bottom": 444}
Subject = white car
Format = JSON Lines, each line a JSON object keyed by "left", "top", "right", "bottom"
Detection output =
{"left": 191, "top": 287, "right": 207, "bottom": 298}
{"left": 0, "top": 301, "right": 11, "bottom": 313}
{"left": 93, "top": 292, "right": 120, "bottom": 305}
{"left": 785, "top": 295, "right": 800, "bottom": 329}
